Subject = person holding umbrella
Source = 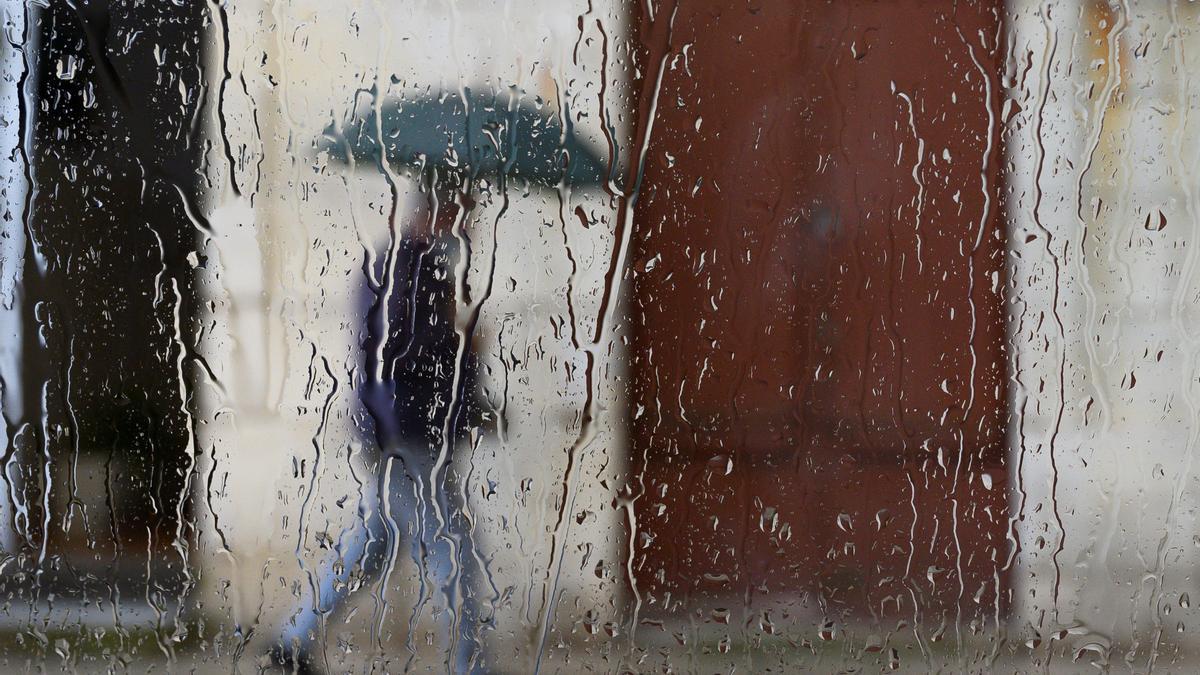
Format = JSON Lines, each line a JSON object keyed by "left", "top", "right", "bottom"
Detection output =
{"left": 273, "top": 86, "right": 604, "bottom": 674}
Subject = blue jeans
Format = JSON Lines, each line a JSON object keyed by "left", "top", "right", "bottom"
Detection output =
{"left": 279, "top": 441, "right": 486, "bottom": 673}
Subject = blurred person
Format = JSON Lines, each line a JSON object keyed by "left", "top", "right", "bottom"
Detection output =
{"left": 274, "top": 179, "right": 491, "bottom": 674}
{"left": 272, "top": 85, "right": 601, "bottom": 673}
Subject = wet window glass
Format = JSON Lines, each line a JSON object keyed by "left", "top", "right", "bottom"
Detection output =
{"left": 0, "top": 0, "right": 1197, "bottom": 672}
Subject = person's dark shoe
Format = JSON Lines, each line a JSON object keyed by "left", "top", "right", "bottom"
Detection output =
{"left": 266, "top": 642, "right": 323, "bottom": 675}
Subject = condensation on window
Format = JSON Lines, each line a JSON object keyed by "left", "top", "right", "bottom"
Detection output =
{"left": 0, "top": 0, "right": 1198, "bottom": 672}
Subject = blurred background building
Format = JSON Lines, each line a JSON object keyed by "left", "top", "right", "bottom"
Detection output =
{"left": 2, "top": 0, "right": 1200, "bottom": 673}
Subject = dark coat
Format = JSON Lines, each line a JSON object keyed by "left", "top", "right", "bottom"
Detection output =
{"left": 360, "top": 233, "right": 486, "bottom": 459}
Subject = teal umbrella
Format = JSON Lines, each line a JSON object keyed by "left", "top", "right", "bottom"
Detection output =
{"left": 320, "top": 87, "right": 608, "bottom": 189}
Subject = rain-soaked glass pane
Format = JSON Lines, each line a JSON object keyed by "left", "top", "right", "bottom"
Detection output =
{"left": 6, "top": 0, "right": 1200, "bottom": 672}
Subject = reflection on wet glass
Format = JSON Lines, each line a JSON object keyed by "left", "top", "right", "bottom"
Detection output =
{"left": 3, "top": 0, "right": 1200, "bottom": 672}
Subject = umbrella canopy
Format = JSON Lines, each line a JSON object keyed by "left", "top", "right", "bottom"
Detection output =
{"left": 320, "top": 88, "right": 608, "bottom": 189}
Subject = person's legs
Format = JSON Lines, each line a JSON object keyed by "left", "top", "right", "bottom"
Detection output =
{"left": 275, "top": 460, "right": 388, "bottom": 671}
{"left": 389, "top": 449, "right": 488, "bottom": 674}
{"left": 272, "top": 450, "right": 487, "bottom": 673}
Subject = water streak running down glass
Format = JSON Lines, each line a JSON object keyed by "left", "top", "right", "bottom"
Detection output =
{"left": 1, "top": 0, "right": 1200, "bottom": 672}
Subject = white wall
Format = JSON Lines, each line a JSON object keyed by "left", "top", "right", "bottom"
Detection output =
{"left": 1007, "top": 0, "right": 1200, "bottom": 662}
{"left": 191, "top": 0, "right": 634, "bottom": 667}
